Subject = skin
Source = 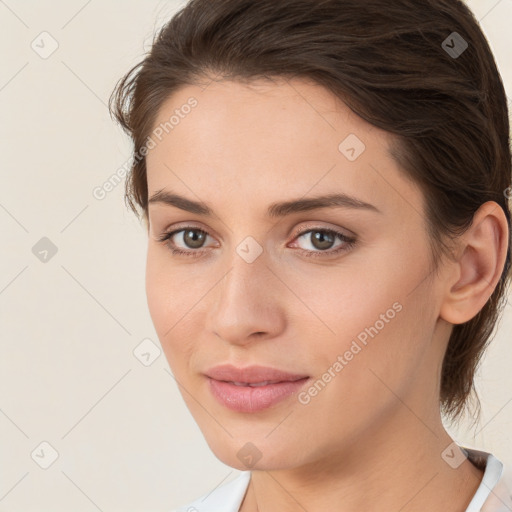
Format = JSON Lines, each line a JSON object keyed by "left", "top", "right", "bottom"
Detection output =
{"left": 144, "top": 77, "right": 509, "bottom": 511}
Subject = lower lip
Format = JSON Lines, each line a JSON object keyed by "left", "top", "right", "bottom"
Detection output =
{"left": 207, "top": 377, "right": 310, "bottom": 413}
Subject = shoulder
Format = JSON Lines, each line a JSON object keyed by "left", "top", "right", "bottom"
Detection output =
{"left": 171, "top": 471, "right": 251, "bottom": 512}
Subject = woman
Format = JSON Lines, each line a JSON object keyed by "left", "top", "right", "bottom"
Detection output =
{"left": 109, "top": 0, "right": 512, "bottom": 510}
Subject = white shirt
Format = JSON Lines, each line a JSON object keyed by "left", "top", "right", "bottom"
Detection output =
{"left": 172, "top": 447, "right": 512, "bottom": 512}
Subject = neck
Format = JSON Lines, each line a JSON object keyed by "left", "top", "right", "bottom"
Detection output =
{"left": 239, "top": 407, "right": 484, "bottom": 512}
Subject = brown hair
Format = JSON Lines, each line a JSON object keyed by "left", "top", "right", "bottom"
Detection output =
{"left": 109, "top": 0, "right": 511, "bottom": 423}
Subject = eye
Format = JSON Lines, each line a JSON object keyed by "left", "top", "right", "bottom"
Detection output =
{"left": 289, "top": 227, "right": 356, "bottom": 258}
{"left": 156, "top": 227, "right": 216, "bottom": 257}
{"left": 156, "top": 225, "right": 357, "bottom": 259}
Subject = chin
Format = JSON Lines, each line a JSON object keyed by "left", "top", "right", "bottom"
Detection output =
{"left": 203, "top": 433, "right": 308, "bottom": 472}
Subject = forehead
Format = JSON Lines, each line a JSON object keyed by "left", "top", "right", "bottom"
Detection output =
{"left": 145, "top": 77, "right": 423, "bottom": 220}
{"left": 149, "top": 77, "right": 389, "bottom": 151}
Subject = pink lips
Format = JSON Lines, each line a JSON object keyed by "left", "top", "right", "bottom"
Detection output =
{"left": 205, "top": 364, "right": 310, "bottom": 413}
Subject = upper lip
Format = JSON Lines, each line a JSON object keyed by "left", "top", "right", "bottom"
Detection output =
{"left": 204, "top": 364, "right": 309, "bottom": 384}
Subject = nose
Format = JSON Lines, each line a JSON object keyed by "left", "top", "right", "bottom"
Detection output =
{"left": 207, "top": 248, "right": 286, "bottom": 346}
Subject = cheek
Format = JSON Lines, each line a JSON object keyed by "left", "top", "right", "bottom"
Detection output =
{"left": 310, "top": 265, "right": 435, "bottom": 412}
{"left": 297, "top": 241, "right": 433, "bottom": 366}
{"left": 145, "top": 244, "right": 197, "bottom": 323}
{"left": 145, "top": 253, "right": 171, "bottom": 333}
{"left": 145, "top": 247, "right": 198, "bottom": 368}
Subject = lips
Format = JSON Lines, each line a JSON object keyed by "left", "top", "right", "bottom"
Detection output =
{"left": 204, "top": 364, "right": 310, "bottom": 413}
{"left": 230, "top": 380, "right": 280, "bottom": 387}
{"left": 204, "top": 364, "right": 309, "bottom": 384}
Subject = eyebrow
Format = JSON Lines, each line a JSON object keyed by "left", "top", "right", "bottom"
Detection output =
{"left": 148, "top": 189, "right": 381, "bottom": 217}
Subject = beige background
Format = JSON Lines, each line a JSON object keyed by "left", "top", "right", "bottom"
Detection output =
{"left": 0, "top": 0, "right": 511, "bottom": 510}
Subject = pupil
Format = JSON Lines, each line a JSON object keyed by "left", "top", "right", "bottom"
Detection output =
{"left": 185, "top": 230, "right": 205, "bottom": 248}
{"left": 312, "top": 231, "right": 334, "bottom": 250}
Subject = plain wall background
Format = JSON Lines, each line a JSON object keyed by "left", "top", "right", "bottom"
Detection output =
{"left": 0, "top": 1, "right": 511, "bottom": 510}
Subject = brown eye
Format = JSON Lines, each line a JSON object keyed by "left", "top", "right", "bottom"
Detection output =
{"left": 309, "top": 230, "right": 336, "bottom": 251}
{"left": 181, "top": 229, "right": 207, "bottom": 249}
{"left": 156, "top": 227, "right": 214, "bottom": 256}
{"left": 157, "top": 225, "right": 356, "bottom": 259}
{"left": 293, "top": 228, "right": 355, "bottom": 256}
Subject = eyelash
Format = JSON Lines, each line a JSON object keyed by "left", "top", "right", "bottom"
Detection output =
{"left": 156, "top": 225, "right": 357, "bottom": 259}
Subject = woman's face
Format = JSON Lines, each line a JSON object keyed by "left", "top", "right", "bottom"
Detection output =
{"left": 145, "top": 78, "right": 452, "bottom": 471}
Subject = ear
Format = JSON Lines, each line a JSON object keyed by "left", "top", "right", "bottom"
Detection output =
{"left": 439, "top": 201, "right": 509, "bottom": 325}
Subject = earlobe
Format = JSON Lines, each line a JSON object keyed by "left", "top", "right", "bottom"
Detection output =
{"left": 439, "top": 201, "right": 509, "bottom": 325}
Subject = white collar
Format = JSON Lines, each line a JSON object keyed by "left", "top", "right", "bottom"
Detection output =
{"left": 464, "top": 447, "right": 512, "bottom": 511}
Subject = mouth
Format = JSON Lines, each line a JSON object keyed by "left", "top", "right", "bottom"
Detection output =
{"left": 207, "top": 377, "right": 311, "bottom": 413}
{"left": 204, "top": 363, "right": 309, "bottom": 384}
{"left": 227, "top": 380, "right": 294, "bottom": 387}
{"left": 204, "top": 364, "right": 310, "bottom": 413}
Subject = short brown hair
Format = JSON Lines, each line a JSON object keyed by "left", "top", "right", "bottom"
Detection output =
{"left": 109, "top": 0, "right": 512, "bottom": 423}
